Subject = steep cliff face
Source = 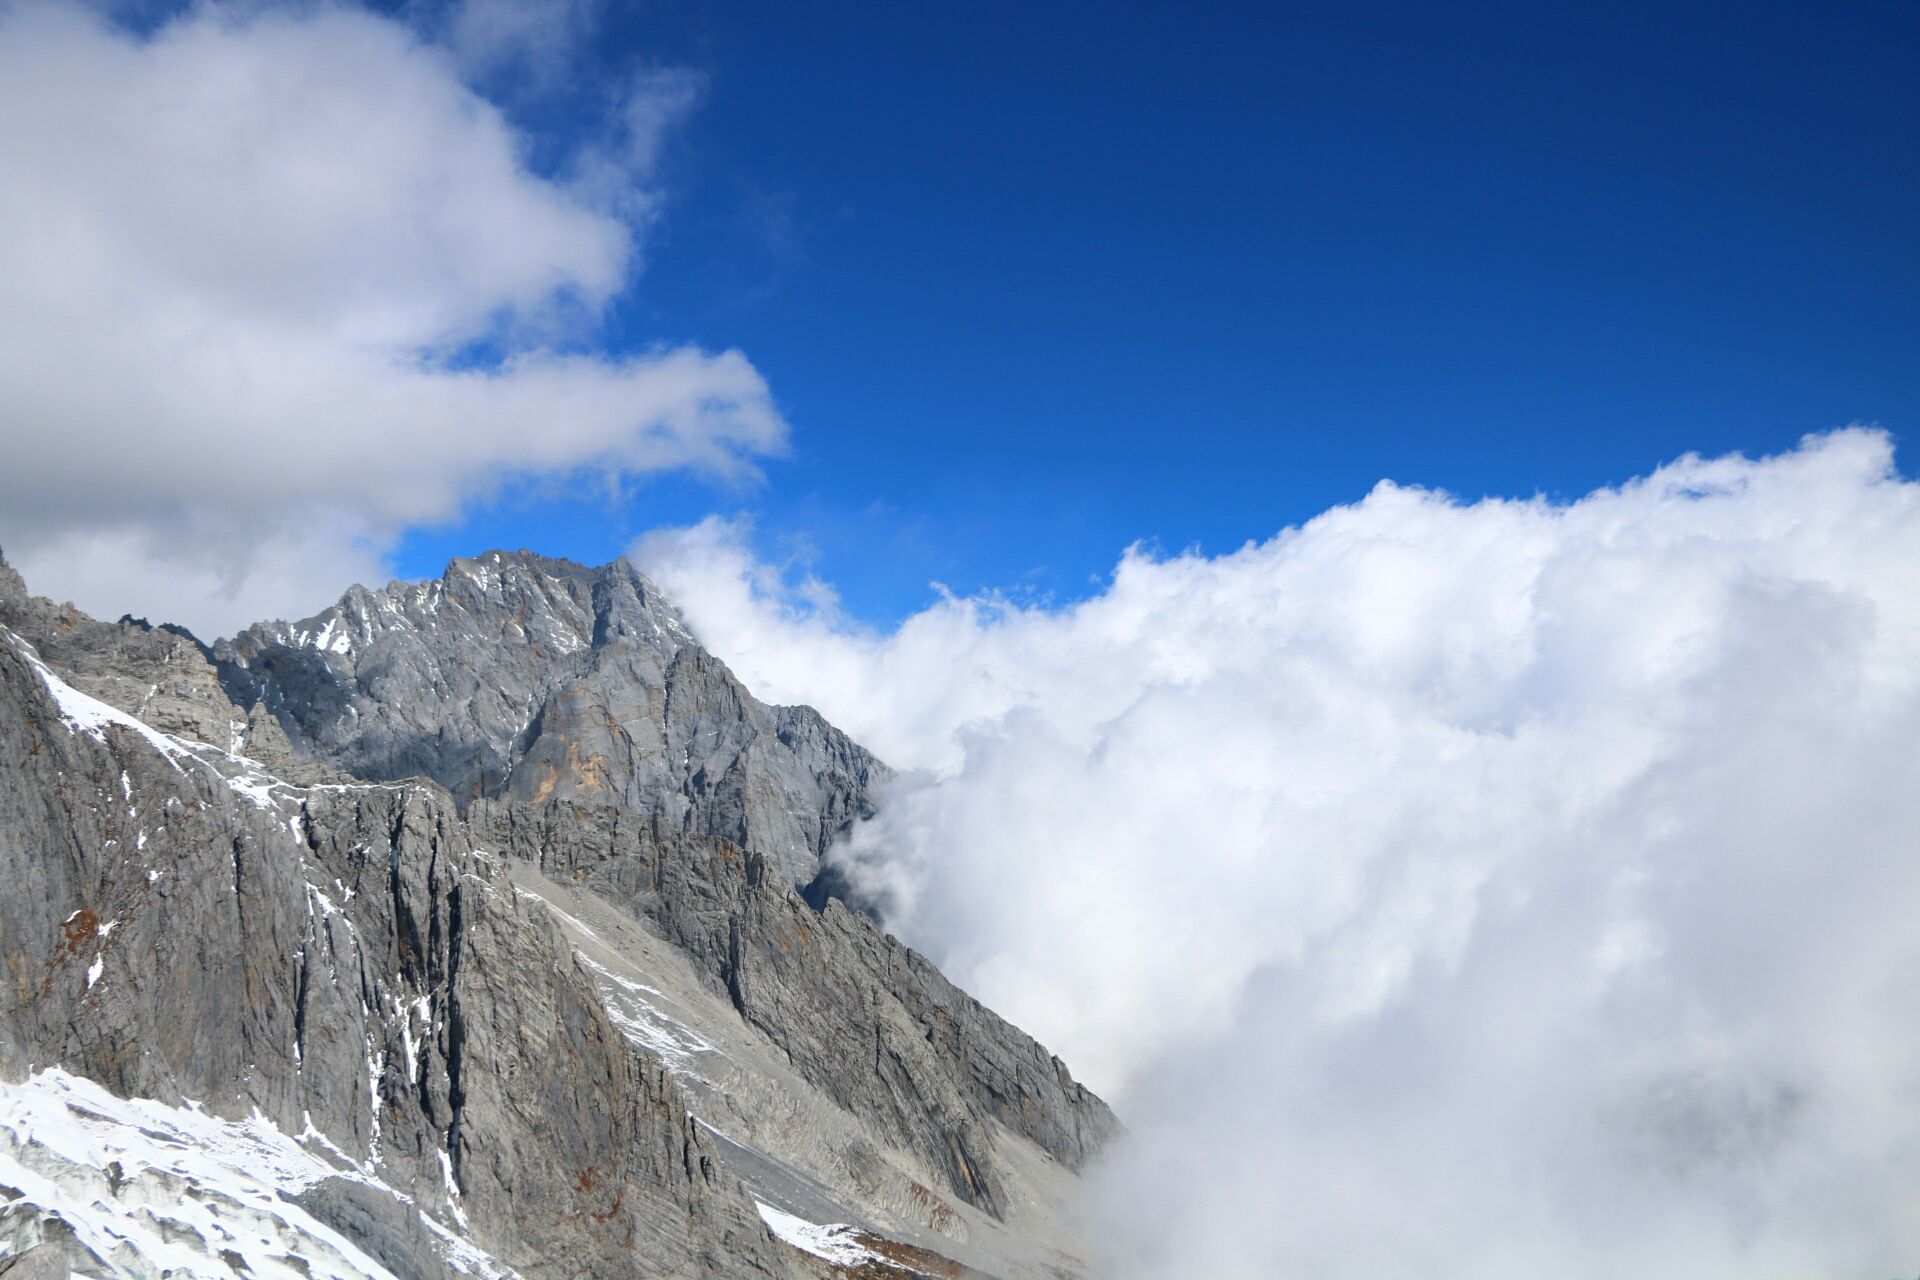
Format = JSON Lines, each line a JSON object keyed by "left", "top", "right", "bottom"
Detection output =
{"left": 216, "top": 551, "right": 884, "bottom": 888}
{"left": 0, "top": 554, "right": 1111, "bottom": 1280}
{"left": 469, "top": 799, "right": 1119, "bottom": 1221}
{"left": 0, "top": 620, "right": 794, "bottom": 1279}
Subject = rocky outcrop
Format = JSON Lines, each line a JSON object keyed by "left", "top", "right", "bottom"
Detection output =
{"left": 0, "top": 557, "right": 309, "bottom": 777}
{"left": 0, "top": 621, "right": 796, "bottom": 1279}
{"left": 469, "top": 799, "right": 1120, "bottom": 1220}
{"left": 216, "top": 551, "right": 884, "bottom": 887}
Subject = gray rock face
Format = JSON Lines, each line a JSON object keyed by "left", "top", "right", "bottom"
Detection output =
{"left": 0, "top": 562, "right": 309, "bottom": 778}
{"left": 0, "top": 619, "right": 796, "bottom": 1279}
{"left": 216, "top": 551, "right": 885, "bottom": 887}
{"left": 0, "top": 552, "right": 1114, "bottom": 1279}
{"left": 468, "top": 799, "right": 1120, "bottom": 1221}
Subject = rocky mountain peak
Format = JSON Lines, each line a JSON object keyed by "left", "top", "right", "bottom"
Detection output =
{"left": 215, "top": 551, "right": 884, "bottom": 888}
{"left": 0, "top": 554, "right": 1114, "bottom": 1280}
{"left": 0, "top": 547, "right": 25, "bottom": 603}
{"left": 238, "top": 550, "right": 687, "bottom": 663}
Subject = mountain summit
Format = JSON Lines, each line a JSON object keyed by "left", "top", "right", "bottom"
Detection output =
{"left": 216, "top": 551, "right": 884, "bottom": 891}
{"left": 0, "top": 551, "right": 1115, "bottom": 1280}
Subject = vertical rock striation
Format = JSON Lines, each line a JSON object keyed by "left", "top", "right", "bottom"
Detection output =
{"left": 0, "top": 608, "right": 796, "bottom": 1278}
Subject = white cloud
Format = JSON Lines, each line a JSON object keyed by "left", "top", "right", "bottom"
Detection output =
{"left": 437, "top": 0, "right": 595, "bottom": 84}
{"left": 0, "top": 3, "right": 782, "bottom": 638}
{"left": 632, "top": 429, "right": 1920, "bottom": 1278}
{"left": 10, "top": 515, "right": 392, "bottom": 640}
{"left": 567, "top": 66, "right": 707, "bottom": 228}
{"left": 619, "top": 67, "right": 707, "bottom": 176}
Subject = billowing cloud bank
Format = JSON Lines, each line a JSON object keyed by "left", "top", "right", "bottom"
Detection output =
{"left": 634, "top": 429, "right": 1920, "bottom": 1278}
{"left": 0, "top": 3, "right": 780, "bottom": 637}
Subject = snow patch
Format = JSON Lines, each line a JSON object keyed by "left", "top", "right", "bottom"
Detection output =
{"left": 438, "top": 1148, "right": 468, "bottom": 1230}
{"left": 755, "top": 1202, "right": 887, "bottom": 1268}
{"left": 512, "top": 885, "right": 602, "bottom": 942}
{"left": 6, "top": 628, "right": 304, "bottom": 824}
{"left": 0, "top": 1068, "right": 512, "bottom": 1279}
{"left": 293, "top": 613, "right": 357, "bottom": 656}
{"left": 578, "top": 955, "right": 728, "bottom": 1082}
{"left": 6, "top": 633, "right": 191, "bottom": 772}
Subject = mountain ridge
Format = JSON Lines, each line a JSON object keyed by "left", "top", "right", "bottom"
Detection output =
{"left": 212, "top": 549, "right": 885, "bottom": 893}
{"left": 0, "top": 548, "right": 1115, "bottom": 1280}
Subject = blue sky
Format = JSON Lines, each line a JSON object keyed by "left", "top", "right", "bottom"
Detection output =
{"left": 387, "top": 1, "right": 1918, "bottom": 623}
{"left": 2, "top": 0, "right": 1911, "bottom": 636}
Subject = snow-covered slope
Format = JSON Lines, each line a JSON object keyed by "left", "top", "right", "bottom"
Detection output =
{"left": 0, "top": 1069, "right": 508, "bottom": 1279}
